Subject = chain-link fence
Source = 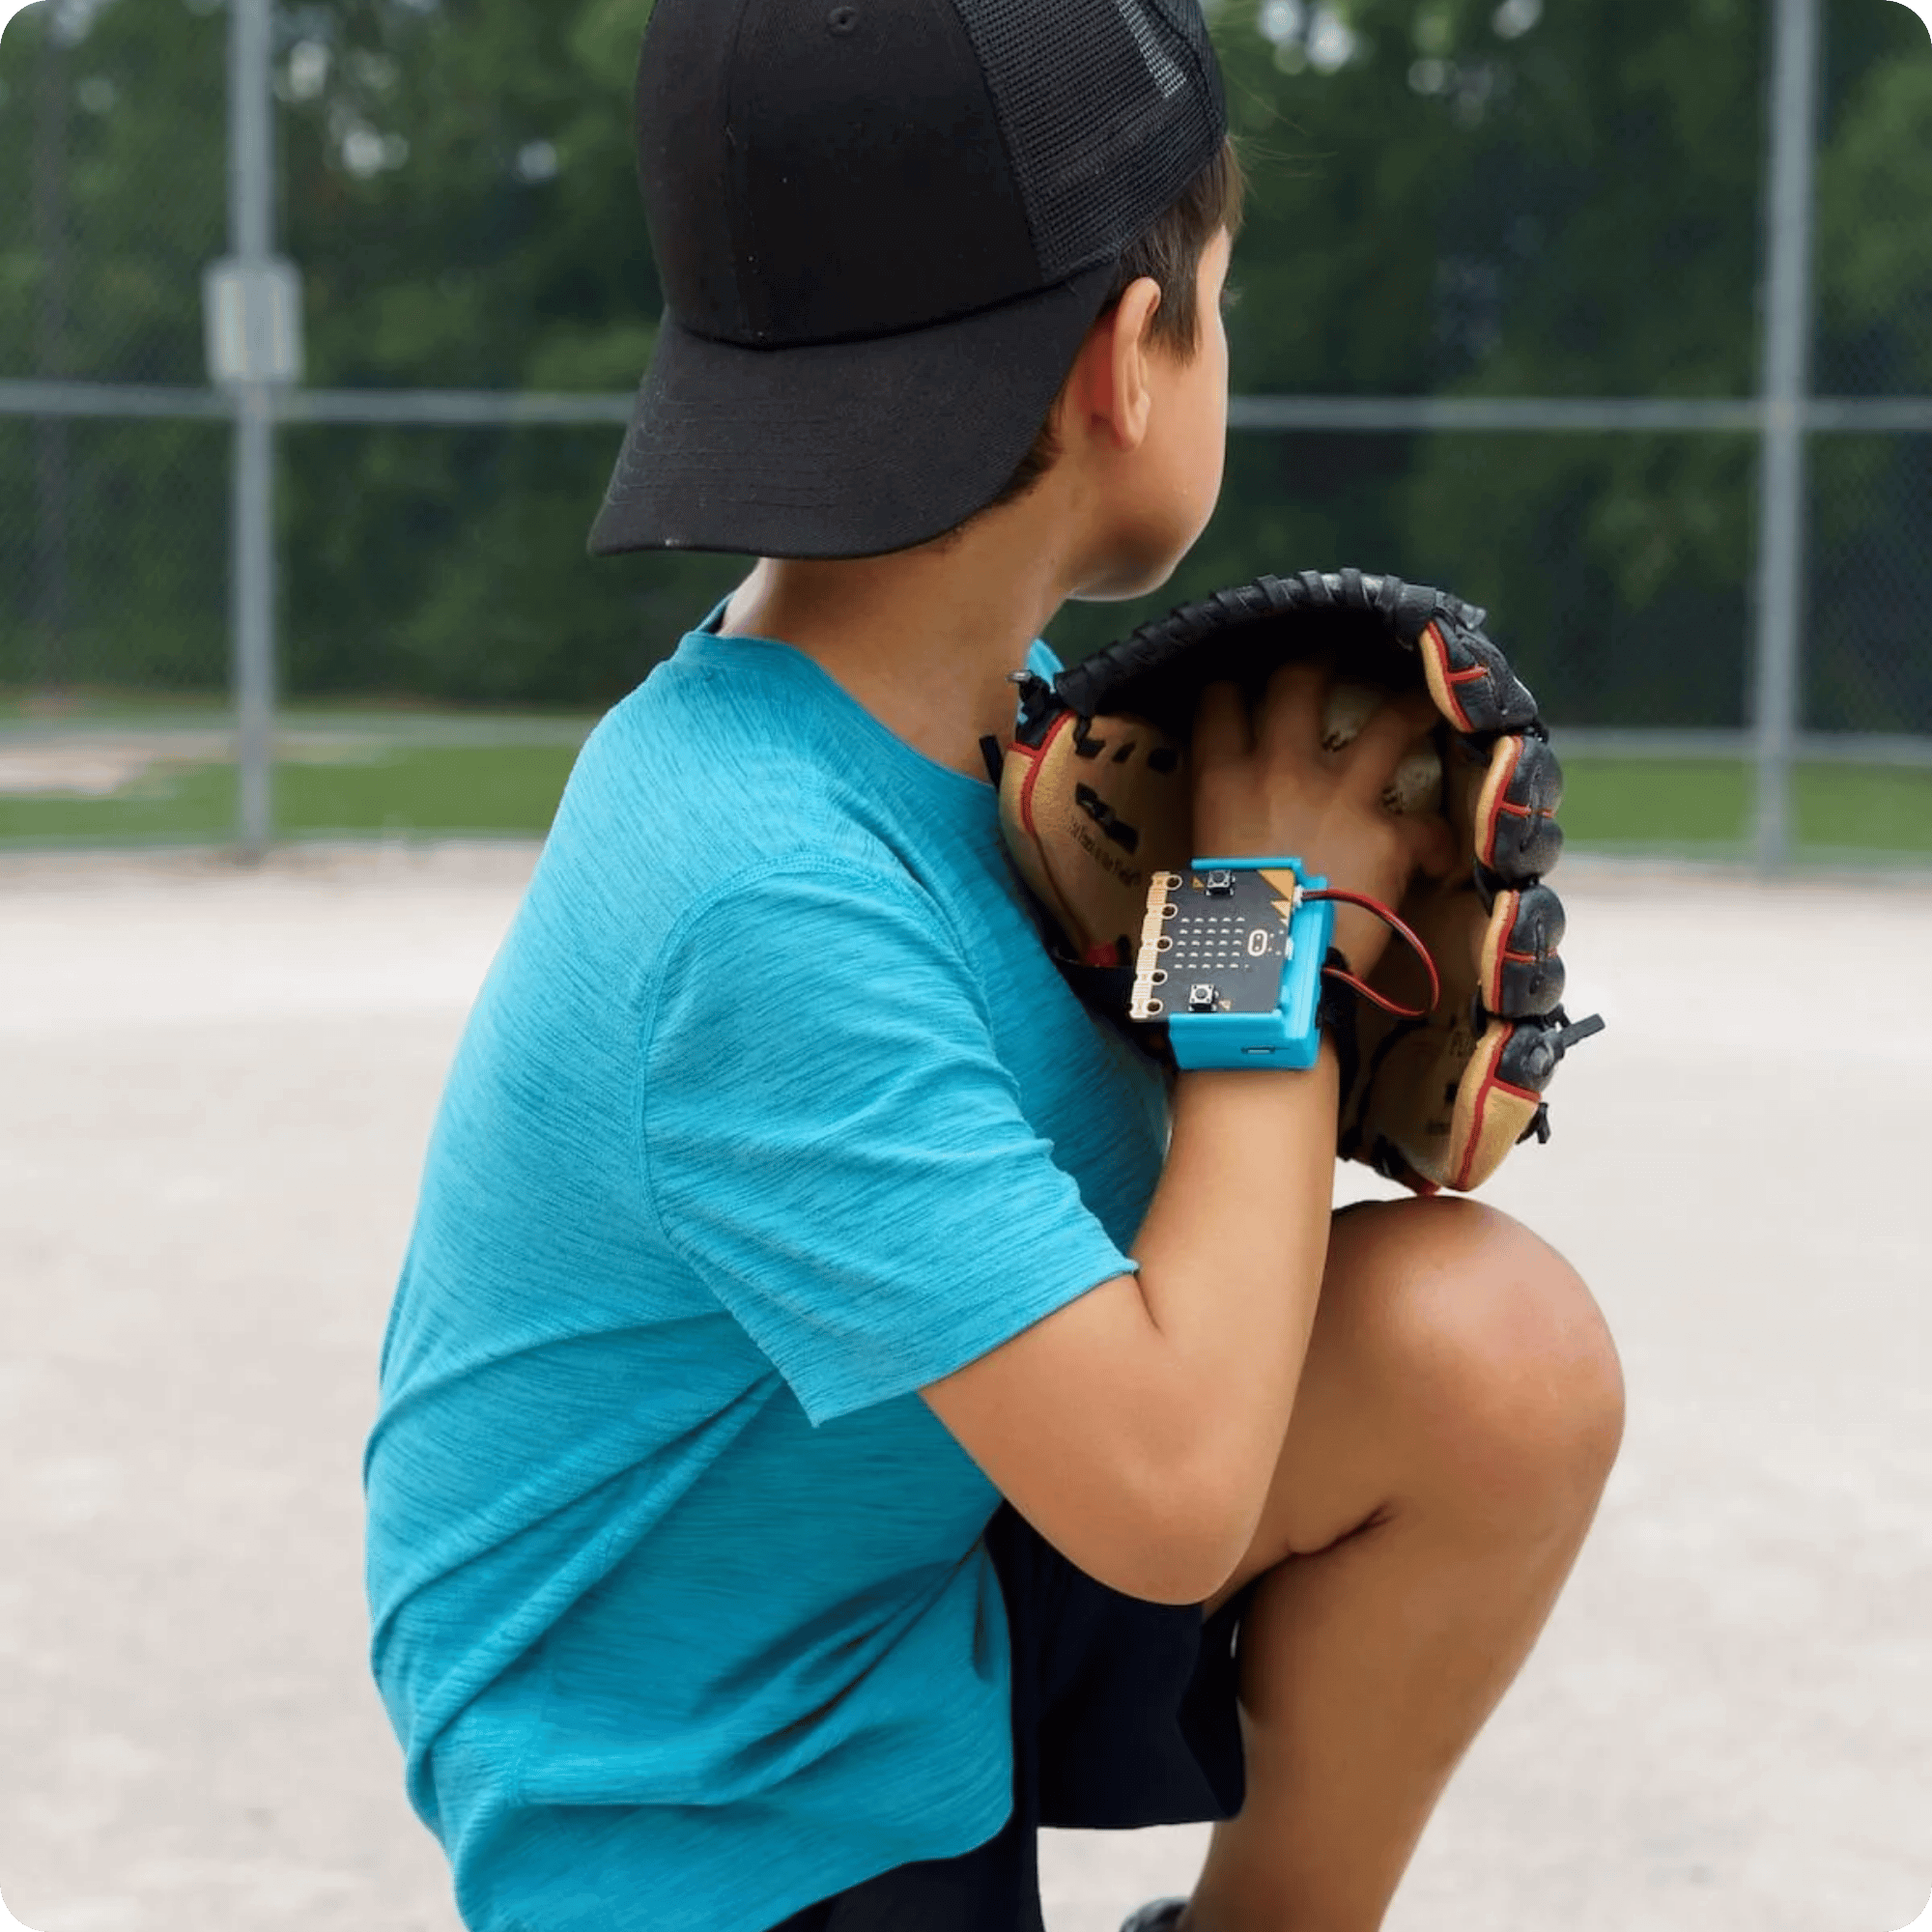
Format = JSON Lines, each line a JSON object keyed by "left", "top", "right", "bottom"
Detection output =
{"left": 1, "top": 0, "right": 1928, "bottom": 862}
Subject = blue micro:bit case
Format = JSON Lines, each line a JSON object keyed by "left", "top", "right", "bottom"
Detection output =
{"left": 1130, "top": 856, "right": 1336, "bottom": 1070}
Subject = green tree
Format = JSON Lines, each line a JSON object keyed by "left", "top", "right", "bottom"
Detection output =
{"left": 273, "top": 0, "right": 732, "bottom": 704}
{"left": 1807, "top": 32, "right": 1932, "bottom": 733}
{"left": 0, "top": 0, "right": 230, "bottom": 694}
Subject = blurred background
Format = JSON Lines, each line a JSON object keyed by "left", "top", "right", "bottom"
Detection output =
{"left": 0, "top": 0, "right": 1928, "bottom": 861}
{"left": 3, "top": 10, "right": 1931, "bottom": 1932}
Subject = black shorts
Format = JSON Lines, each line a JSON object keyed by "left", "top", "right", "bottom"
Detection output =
{"left": 764, "top": 1499, "right": 1262, "bottom": 1932}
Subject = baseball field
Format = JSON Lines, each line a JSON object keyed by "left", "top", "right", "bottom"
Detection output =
{"left": 1, "top": 844, "right": 1928, "bottom": 1932}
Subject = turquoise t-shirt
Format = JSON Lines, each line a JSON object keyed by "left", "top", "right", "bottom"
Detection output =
{"left": 363, "top": 614, "right": 1171, "bottom": 1932}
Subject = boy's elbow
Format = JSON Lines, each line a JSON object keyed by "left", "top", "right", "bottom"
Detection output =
{"left": 1113, "top": 1448, "right": 1256, "bottom": 1608}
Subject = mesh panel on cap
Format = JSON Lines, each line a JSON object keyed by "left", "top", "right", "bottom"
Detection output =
{"left": 1115, "top": 0, "right": 1189, "bottom": 97}
{"left": 952, "top": 0, "right": 1225, "bottom": 282}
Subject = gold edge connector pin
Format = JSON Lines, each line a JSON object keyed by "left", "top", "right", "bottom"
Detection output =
{"left": 1131, "top": 873, "right": 1183, "bottom": 1020}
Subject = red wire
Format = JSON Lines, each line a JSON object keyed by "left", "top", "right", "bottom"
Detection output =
{"left": 1304, "top": 888, "right": 1441, "bottom": 1019}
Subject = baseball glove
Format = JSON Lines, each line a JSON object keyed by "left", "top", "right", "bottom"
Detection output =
{"left": 995, "top": 568, "right": 1604, "bottom": 1195}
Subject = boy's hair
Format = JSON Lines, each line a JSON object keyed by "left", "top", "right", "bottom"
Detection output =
{"left": 978, "top": 135, "right": 1247, "bottom": 519}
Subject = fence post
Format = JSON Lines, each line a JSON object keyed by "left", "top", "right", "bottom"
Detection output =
{"left": 226, "top": 0, "right": 278, "bottom": 857}
{"left": 34, "top": 11, "right": 71, "bottom": 701}
{"left": 1750, "top": 0, "right": 1822, "bottom": 872}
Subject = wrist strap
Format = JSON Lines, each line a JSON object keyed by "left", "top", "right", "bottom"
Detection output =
{"left": 1316, "top": 947, "right": 1358, "bottom": 1037}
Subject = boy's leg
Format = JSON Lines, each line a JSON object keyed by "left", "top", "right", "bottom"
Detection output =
{"left": 1179, "top": 1198, "right": 1625, "bottom": 1932}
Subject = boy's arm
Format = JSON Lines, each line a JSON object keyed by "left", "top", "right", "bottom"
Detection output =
{"left": 922, "top": 667, "right": 1447, "bottom": 1606}
{"left": 922, "top": 1048, "right": 1343, "bottom": 1607}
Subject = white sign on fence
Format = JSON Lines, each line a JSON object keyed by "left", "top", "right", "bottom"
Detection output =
{"left": 202, "top": 257, "right": 305, "bottom": 388}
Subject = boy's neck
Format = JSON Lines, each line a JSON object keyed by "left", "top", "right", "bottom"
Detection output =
{"left": 718, "top": 526, "right": 1079, "bottom": 784}
{"left": 712, "top": 228, "right": 1233, "bottom": 776}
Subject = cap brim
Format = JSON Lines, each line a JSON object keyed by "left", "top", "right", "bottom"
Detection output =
{"left": 588, "top": 262, "right": 1118, "bottom": 561}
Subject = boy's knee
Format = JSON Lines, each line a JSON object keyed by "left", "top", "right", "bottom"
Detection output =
{"left": 1332, "top": 1198, "right": 1625, "bottom": 1527}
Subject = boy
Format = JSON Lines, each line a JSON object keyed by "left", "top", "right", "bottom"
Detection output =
{"left": 363, "top": 4, "right": 1625, "bottom": 1930}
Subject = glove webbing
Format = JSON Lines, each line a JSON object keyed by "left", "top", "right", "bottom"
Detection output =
{"left": 1054, "top": 570, "right": 1489, "bottom": 723}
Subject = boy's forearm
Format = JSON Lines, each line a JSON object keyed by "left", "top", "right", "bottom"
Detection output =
{"left": 1130, "top": 1046, "right": 1343, "bottom": 1577}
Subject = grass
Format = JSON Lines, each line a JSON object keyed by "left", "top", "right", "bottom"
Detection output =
{"left": 1558, "top": 758, "right": 1932, "bottom": 857}
{"left": 1, "top": 739, "right": 1929, "bottom": 859}
{"left": 0, "top": 743, "right": 585, "bottom": 843}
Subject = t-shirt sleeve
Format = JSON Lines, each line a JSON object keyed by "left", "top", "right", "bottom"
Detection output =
{"left": 639, "top": 861, "right": 1138, "bottom": 1428}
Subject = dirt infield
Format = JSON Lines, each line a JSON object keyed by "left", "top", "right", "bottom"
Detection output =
{"left": 2, "top": 844, "right": 1927, "bottom": 1932}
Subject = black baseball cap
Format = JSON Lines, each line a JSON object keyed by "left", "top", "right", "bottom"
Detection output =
{"left": 588, "top": 0, "right": 1228, "bottom": 562}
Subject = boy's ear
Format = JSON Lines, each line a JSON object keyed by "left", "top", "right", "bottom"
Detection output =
{"left": 1067, "top": 276, "right": 1164, "bottom": 455}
